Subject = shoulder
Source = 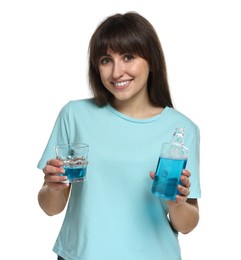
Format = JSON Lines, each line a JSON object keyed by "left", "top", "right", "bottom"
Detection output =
{"left": 60, "top": 98, "right": 100, "bottom": 114}
{"left": 66, "top": 98, "right": 99, "bottom": 109}
{"left": 166, "top": 107, "right": 200, "bottom": 133}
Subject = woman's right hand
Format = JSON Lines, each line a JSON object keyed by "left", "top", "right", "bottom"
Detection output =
{"left": 39, "top": 159, "right": 70, "bottom": 215}
{"left": 42, "top": 159, "right": 70, "bottom": 190}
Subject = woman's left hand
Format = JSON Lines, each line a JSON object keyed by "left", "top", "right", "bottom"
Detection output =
{"left": 149, "top": 169, "right": 191, "bottom": 203}
{"left": 175, "top": 169, "right": 191, "bottom": 203}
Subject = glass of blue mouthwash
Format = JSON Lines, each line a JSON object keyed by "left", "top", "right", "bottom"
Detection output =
{"left": 54, "top": 143, "right": 89, "bottom": 183}
{"left": 152, "top": 128, "right": 188, "bottom": 200}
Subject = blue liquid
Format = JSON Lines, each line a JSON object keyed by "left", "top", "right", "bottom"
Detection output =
{"left": 61, "top": 166, "right": 87, "bottom": 183}
{"left": 152, "top": 157, "right": 187, "bottom": 200}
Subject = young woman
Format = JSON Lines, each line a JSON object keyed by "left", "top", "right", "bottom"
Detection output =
{"left": 38, "top": 12, "right": 201, "bottom": 260}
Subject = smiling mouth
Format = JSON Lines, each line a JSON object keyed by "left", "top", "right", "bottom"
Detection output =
{"left": 112, "top": 80, "right": 131, "bottom": 89}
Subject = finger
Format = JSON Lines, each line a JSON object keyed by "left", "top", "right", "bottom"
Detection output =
{"left": 180, "top": 175, "right": 191, "bottom": 188}
{"left": 177, "top": 184, "right": 190, "bottom": 197}
{"left": 46, "top": 159, "right": 64, "bottom": 167}
{"left": 175, "top": 194, "right": 187, "bottom": 203}
{"left": 149, "top": 171, "right": 155, "bottom": 180}
{"left": 46, "top": 181, "right": 70, "bottom": 190}
{"left": 43, "top": 164, "right": 63, "bottom": 175}
{"left": 45, "top": 173, "right": 67, "bottom": 183}
{"left": 182, "top": 169, "right": 191, "bottom": 177}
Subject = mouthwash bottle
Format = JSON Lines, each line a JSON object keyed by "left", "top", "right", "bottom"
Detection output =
{"left": 152, "top": 128, "right": 189, "bottom": 200}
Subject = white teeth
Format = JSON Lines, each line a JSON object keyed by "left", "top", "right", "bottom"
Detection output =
{"left": 114, "top": 81, "right": 129, "bottom": 87}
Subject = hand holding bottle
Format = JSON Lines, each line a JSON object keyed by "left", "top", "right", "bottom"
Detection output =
{"left": 152, "top": 128, "right": 189, "bottom": 200}
{"left": 150, "top": 168, "right": 191, "bottom": 203}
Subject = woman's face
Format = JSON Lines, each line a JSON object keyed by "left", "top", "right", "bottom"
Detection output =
{"left": 98, "top": 48, "right": 150, "bottom": 105}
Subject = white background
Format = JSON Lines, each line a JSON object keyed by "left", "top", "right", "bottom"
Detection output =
{"left": 1, "top": 0, "right": 240, "bottom": 259}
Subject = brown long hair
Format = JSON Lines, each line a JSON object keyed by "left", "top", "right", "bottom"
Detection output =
{"left": 88, "top": 12, "right": 173, "bottom": 108}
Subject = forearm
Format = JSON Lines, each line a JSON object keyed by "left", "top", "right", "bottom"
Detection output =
{"left": 168, "top": 199, "right": 199, "bottom": 234}
{"left": 38, "top": 183, "right": 70, "bottom": 216}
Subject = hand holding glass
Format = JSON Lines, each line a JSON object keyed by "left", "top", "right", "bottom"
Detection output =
{"left": 54, "top": 143, "right": 89, "bottom": 183}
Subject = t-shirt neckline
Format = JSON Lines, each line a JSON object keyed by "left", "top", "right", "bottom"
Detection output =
{"left": 105, "top": 104, "right": 170, "bottom": 123}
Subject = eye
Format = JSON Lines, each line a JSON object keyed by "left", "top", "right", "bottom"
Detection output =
{"left": 124, "top": 54, "right": 134, "bottom": 62}
{"left": 99, "top": 57, "right": 111, "bottom": 65}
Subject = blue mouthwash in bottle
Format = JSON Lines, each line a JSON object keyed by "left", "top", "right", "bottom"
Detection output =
{"left": 152, "top": 128, "right": 189, "bottom": 200}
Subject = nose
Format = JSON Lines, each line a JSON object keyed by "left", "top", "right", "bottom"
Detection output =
{"left": 112, "top": 61, "right": 124, "bottom": 79}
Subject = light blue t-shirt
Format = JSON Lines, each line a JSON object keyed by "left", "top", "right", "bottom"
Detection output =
{"left": 37, "top": 98, "right": 201, "bottom": 260}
